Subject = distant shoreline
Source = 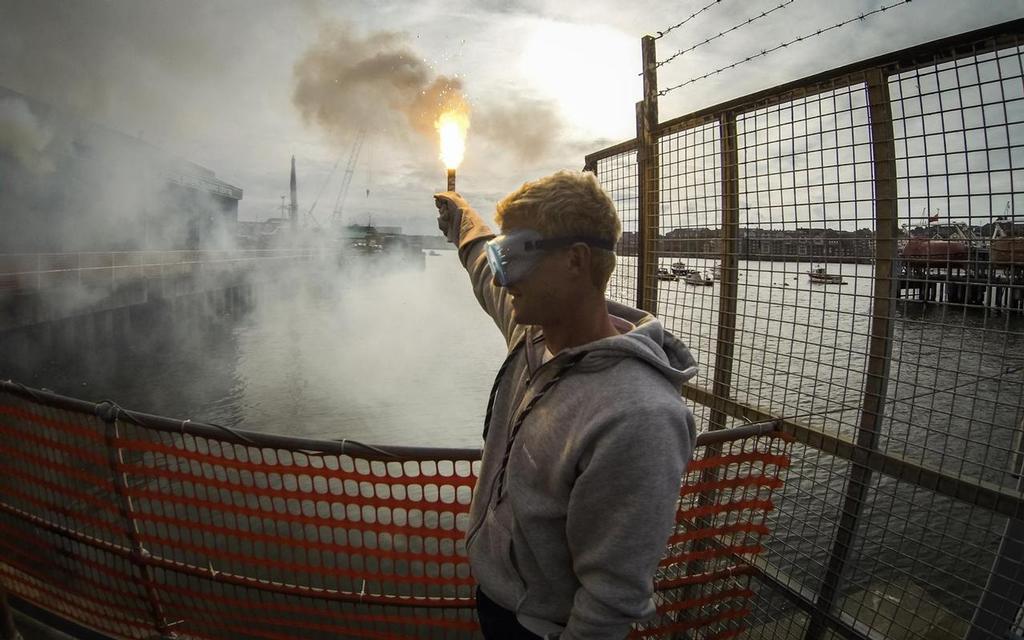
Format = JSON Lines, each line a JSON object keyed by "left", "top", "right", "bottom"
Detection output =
{"left": 620, "top": 252, "right": 875, "bottom": 265}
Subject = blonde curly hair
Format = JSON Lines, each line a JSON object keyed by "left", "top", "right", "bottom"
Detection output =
{"left": 494, "top": 170, "right": 621, "bottom": 291}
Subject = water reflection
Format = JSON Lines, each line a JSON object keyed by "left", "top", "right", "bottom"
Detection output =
{"left": 0, "top": 251, "right": 505, "bottom": 448}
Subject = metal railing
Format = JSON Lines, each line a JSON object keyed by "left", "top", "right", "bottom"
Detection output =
{"left": 0, "top": 250, "right": 317, "bottom": 293}
{"left": 586, "top": 18, "right": 1024, "bottom": 640}
{"left": 0, "top": 381, "right": 792, "bottom": 639}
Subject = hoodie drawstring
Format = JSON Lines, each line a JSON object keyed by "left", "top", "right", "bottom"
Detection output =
{"left": 482, "top": 340, "right": 526, "bottom": 441}
{"left": 493, "top": 351, "right": 587, "bottom": 502}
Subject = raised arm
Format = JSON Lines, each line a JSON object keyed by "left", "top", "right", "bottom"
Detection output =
{"left": 435, "top": 192, "right": 519, "bottom": 347}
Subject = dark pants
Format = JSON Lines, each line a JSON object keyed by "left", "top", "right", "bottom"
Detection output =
{"left": 475, "top": 587, "right": 543, "bottom": 639}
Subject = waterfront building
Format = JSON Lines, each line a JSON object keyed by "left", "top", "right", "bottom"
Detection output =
{"left": 0, "top": 85, "right": 242, "bottom": 253}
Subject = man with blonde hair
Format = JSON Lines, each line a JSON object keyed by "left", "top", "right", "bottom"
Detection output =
{"left": 434, "top": 170, "right": 697, "bottom": 639}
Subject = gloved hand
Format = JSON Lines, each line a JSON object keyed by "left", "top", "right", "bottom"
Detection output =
{"left": 433, "top": 191, "right": 496, "bottom": 251}
{"left": 434, "top": 191, "right": 471, "bottom": 245}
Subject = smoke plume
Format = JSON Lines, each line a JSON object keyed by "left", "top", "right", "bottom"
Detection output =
{"left": 475, "top": 100, "right": 562, "bottom": 162}
{"left": 292, "top": 24, "right": 465, "bottom": 141}
{"left": 0, "top": 97, "right": 57, "bottom": 174}
{"left": 292, "top": 21, "right": 561, "bottom": 162}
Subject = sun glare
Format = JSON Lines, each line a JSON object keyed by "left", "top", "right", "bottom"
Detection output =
{"left": 518, "top": 21, "right": 639, "bottom": 139}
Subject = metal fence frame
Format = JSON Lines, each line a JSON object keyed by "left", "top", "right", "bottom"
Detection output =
{"left": 585, "top": 18, "right": 1024, "bottom": 640}
{"left": 0, "top": 250, "right": 317, "bottom": 293}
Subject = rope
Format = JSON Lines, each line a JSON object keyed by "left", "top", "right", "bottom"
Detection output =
{"left": 325, "top": 437, "right": 401, "bottom": 459}
{"left": 658, "top": 0, "right": 914, "bottom": 96}
{"left": 94, "top": 398, "right": 259, "bottom": 446}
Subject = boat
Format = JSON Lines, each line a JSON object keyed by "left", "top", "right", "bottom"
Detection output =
{"left": 900, "top": 237, "right": 969, "bottom": 265}
{"left": 990, "top": 237, "right": 1024, "bottom": 265}
{"left": 669, "top": 262, "right": 692, "bottom": 276}
{"left": 656, "top": 267, "right": 677, "bottom": 281}
{"left": 807, "top": 267, "right": 845, "bottom": 284}
{"left": 683, "top": 271, "right": 714, "bottom": 286}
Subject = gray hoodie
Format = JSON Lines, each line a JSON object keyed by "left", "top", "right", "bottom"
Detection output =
{"left": 452, "top": 205, "right": 697, "bottom": 640}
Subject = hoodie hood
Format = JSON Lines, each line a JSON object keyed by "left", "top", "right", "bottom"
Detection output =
{"left": 552, "top": 300, "right": 699, "bottom": 389}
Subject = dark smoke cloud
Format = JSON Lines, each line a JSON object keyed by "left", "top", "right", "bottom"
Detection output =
{"left": 0, "top": 0, "right": 264, "bottom": 147}
{"left": 474, "top": 100, "right": 561, "bottom": 163}
{"left": 292, "top": 24, "right": 465, "bottom": 140}
{"left": 292, "top": 20, "right": 561, "bottom": 162}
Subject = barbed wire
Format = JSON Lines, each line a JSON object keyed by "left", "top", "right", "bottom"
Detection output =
{"left": 657, "top": 0, "right": 796, "bottom": 69}
{"left": 655, "top": 0, "right": 727, "bottom": 40}
{"left": 658, "top": 0, "right": 914, "bottom": 97}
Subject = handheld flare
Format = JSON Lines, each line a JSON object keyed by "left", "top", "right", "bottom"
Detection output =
{"left": 436, "top": 109, "right": 469, "bottom": 192}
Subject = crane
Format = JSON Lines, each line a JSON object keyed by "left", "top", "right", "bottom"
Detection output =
{"left": 303, "top": 155, "right": 342, "bottom": 230}
{"left": 330, "top": 129, "right": 367, "bottom": 228}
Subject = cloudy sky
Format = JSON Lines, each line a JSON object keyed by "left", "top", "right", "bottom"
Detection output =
{"left": 1, "top": 0, "right": 1021, "bottom": 235}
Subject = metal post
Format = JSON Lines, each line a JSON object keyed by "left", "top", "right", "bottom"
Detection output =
{"left": 669, "top": 111, "right": 743, "bottom": 640}
{"left": 965, "top": 413, "right": 1024, "bottom": 640}
{"left": 635, "top": 35, "right": 660, "bottom": 314}
{"left": 805, "top": 68, "right": 899, "bottom": 640}
{"left": 710, "top": 112, "right": 740, "bottom": 433}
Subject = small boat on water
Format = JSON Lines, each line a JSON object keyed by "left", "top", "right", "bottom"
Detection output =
{"left": 670, "top": 262, "right": 692, "bottom": 276}
{"left": 684, "top": 271, "right": 714, "bottom": 286}
{"left": 656, "top": 267, "right": 678, "bottom": 281}
{"left": 807, "top": 267, "right": 845, "bottom": 284}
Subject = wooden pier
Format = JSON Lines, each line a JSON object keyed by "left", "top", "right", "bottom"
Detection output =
{"left": 899, "top": 262, "right": 1024, "bottom": 310}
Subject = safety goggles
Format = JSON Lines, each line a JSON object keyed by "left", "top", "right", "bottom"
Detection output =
{"left": 484, "top": 229, "right": 615, "bottom": 287}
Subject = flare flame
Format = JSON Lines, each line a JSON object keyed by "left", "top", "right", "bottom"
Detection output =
{"left": 436, "top": 109, "right": 469, "bottom": 170}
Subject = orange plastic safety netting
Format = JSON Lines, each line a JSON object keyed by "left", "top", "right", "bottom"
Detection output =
{"left": 632, "top": 430, "right": 792, "bottom": 640}
{"left": 0, "top": 383, "right": 791, "bottom": 639}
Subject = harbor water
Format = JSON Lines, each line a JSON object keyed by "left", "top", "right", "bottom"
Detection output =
{"left": 0, "top": 250, "right": 505, "bottom": 448}
{"left": 2, "top": 252, "right": 1020, "bottom": 468}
